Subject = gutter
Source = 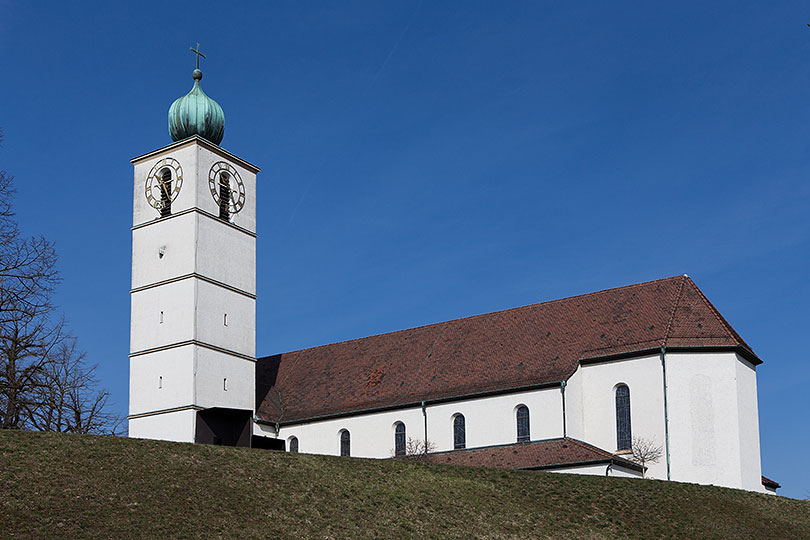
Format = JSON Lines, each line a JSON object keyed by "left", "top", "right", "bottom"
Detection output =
{"left": 661, "top": 346, "right": 671, "bottom": 481}
{"left": 421, "top": 401, "right": 428, "bottom": 444}
{"left": 580, "top": 344, "right": 761, "bottom": 366}
{"left": 561, "top": 380, "right": 567, "bottom": 438}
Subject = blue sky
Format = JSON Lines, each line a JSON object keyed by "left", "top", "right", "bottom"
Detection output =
{"left": 1, "top": 1, "right": 808, "bottom": 498}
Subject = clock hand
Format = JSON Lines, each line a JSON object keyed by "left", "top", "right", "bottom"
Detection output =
{"left": 158, "top": 176, "right": 172, "bottom": 200}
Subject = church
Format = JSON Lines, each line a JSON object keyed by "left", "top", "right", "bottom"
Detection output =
{"left": 128, "top": 56, "right": 778, "bottom": 494}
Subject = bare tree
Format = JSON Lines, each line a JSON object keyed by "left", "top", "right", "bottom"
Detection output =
{"left": 0, "top": 132, "right": 120, "bottom": 435}
{"left": 28, "top": 338, "right": 123, "bottom": 435}
{"left": 630, "top": 436, "right": 664, "bottom": 478}
{"left": 399, "top": 437, "right": 436, "bottom": 460}
{"left": 0, "top": 313, "right": 66, "bottom": 429}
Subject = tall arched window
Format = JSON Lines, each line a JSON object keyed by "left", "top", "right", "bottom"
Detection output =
{"left": 339, "top": 429, "right": 351, "bottom": 457}
{"left": 159, "top": 168, "right": 172, "bottom": 217}
{"left": 394, "top": 422, "right": 406, "bottom": 457}
{"left": 615, "top": 384, "right": 632, "bottom": 451}
{"left": 453, "top": 414, "right": 466, "bottom": 449}
{"left": 516, "top": 405, "right": 530, "bottom": 443}
{"left": 288, "top": 436, "right": 299, "bottom": 453}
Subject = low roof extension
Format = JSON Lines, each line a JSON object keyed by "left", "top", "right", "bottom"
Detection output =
{"left": 420, "top": 437, "right": 644, "bottom": 473}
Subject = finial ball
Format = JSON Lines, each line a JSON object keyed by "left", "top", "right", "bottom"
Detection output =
{"left": 192, "top": 69, "right": 203, "bottom": 81}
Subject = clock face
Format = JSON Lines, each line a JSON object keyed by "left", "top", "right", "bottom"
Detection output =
{"left": 208, "top": 161, "right": 246, "bottom": 215}
{"left": 145, "top": 157, "right": 183, "bottom": 213}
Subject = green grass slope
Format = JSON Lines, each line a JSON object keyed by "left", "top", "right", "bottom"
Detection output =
{"left": 1, "top": 430, "right": 807, "bottom": 540}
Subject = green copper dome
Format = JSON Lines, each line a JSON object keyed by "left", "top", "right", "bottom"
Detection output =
{"left": 168, "top": 68, "right": 225, "bottom": 145}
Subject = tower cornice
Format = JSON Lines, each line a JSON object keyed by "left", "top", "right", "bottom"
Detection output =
{"left": 130, "top": 134, "right": 260, "bottom": 174}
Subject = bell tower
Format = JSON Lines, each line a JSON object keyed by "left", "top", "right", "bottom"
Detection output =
{"left": 128, "top": 49, "right": 259, "bottom": 445}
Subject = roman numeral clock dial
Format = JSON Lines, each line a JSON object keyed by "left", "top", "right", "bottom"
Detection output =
{"left": 209, "top": 161, "right": 246, "bottom": 217}
{"left": 144, "top": 157, "right": 183, "bottom": 215}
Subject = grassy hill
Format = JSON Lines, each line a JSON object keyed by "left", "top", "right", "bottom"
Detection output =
{"left": 1, "top": 430, "right": 807, "bottom": 539}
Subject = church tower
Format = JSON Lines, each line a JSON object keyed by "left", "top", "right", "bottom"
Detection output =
{"left": 128, "top": 49, "right": 259, "bottom": 445}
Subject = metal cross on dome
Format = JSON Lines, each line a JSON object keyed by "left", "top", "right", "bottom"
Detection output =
{"left": 190, "top": 42, "right": 206, "bottom": 69}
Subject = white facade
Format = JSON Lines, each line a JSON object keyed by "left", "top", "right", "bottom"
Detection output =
{"left": 257, "top": 386, "right": 565, "bottom": 457}
{"left": 254, "top": 350, "right": 767, "bottom": 492}
{"left": 565, "top": 350, "right": 764, "bottom": 491}
{"left": 129, "top": 136, "right": 259, "bottom": 443}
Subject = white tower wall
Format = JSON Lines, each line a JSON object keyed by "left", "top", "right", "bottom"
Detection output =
{"left": 128, "top": 136, "right": 259, "bottom": 443}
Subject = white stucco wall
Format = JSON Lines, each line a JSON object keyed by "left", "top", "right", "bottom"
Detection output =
{"left": 131, "top": 212, "right": 197, "bottom": 290}
{"left": 566, "top": 350, "right": 764, "bottom": 492}
{"left": 256, "top": 386, "right": 564, "bottom": 458}
{"left": 194, "top": 348, "right": 254, "bottom": 411}
{"left": 665, "top": 351, "right": 763, "bottom": 492}
{"left": 129, "top": 409, "right": 197, "bottom": 443}
{"left": 566, "top": 354, "right": 668, "bottom": 480}
{"left": 129, "top": 346, "right": 195, "bottom": 416}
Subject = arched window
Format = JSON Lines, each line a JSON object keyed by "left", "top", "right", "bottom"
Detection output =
{"left": 288, "top": 436, "right": 299, "bottom": 453}
{"left": 218, "top": 171, "right": 230, "bottom": 221}
{"left": 516, "top": 405, "right": 530, "bottom": 443}
{"left": 394, "top": 422, "right": 406, "bottom": 457}
{"left": 453, "top": 414, "right": 466, "bottom": 450}
{"left": 615, "top": 384, "right": 632, "bottom": 451}
{"left": 339, "top": 429, "right": 351, "bottom": 457}
{"left": 159, "top": 168, "right": 172, "bottom": 217}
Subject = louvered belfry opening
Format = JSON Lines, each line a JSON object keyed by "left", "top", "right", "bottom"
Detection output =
{"left": 159, "top": 168, "right": 172, "bottom": 217}
{"left": 218, "top": 171, "right": 230, "bottom": 221}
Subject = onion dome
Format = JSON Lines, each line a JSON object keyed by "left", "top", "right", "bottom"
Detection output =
{"left": 168, "top": 68, "right": 225, "bottom": 145}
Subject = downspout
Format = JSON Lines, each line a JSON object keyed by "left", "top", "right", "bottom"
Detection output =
{"left": 606, "top": 460, "right": 613, "bottom": 477}
{"left": 660, "top": 346, "right": 671, "bottom": 481}
{"left": 560, "top": 380, "right": 567, "bottom": 438}
{"left": 421, "top": 401, "right": 428, "bottom": 446}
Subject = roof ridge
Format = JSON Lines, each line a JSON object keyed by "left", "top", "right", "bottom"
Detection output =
{"left": 262, "top": 275, "right": 687, "bottom": 358}
{"left": 684, "top": 276, "right": 750, "bottom": 349}
{"left": 661, "top": 275, "right": 687, "bottom": 348}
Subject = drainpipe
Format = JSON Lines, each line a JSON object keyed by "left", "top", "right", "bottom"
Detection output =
{"left": 606, "top": 460, "right": 613, "bottom": 477}
{"left": 560, "top": 380, "right": 567, "bottom": 438}
{"left": 421, "top": 401, "right": 428, "bottom": 445}
{"left": 660, "top": 346, "right": 671, "bottom": 481}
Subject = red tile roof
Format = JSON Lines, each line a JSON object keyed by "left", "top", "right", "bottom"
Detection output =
{"left": 761, "top": 475, "right": 780, "bottom": 490}
{"left": 420, "top": 438, "right": 643, "bottom": 472}
{"left": 256, "top": 275, "right": 758, "bottom": 424}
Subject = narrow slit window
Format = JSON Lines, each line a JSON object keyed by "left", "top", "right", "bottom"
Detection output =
{"left": 616, "top": 384, "right": 632, "bottom": 451}
{"left": 516, "top": 405, "right": 530, "bottom": 442}
{"left": 159, "top": 168, "right": 172, "bottom": 217}
{"left": 159, "top": 311, "right": 164, "bottom": 324}
{"left": 158, "top": 376, "right": 162, "bottom": 389}
{"left": 223, "top": 313, "right": 228, "bottom": 326}
{"left": 223, "top": 377, "right": 228, "bottom": 391}
{"left": 218, "top": 172, "right": 230, "bottom": 221}
{"left": 453, "top": 414, "right": 466, "bottom": 450}
{"left": 394, "top": 422, "right": 406, "bottom": 457}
